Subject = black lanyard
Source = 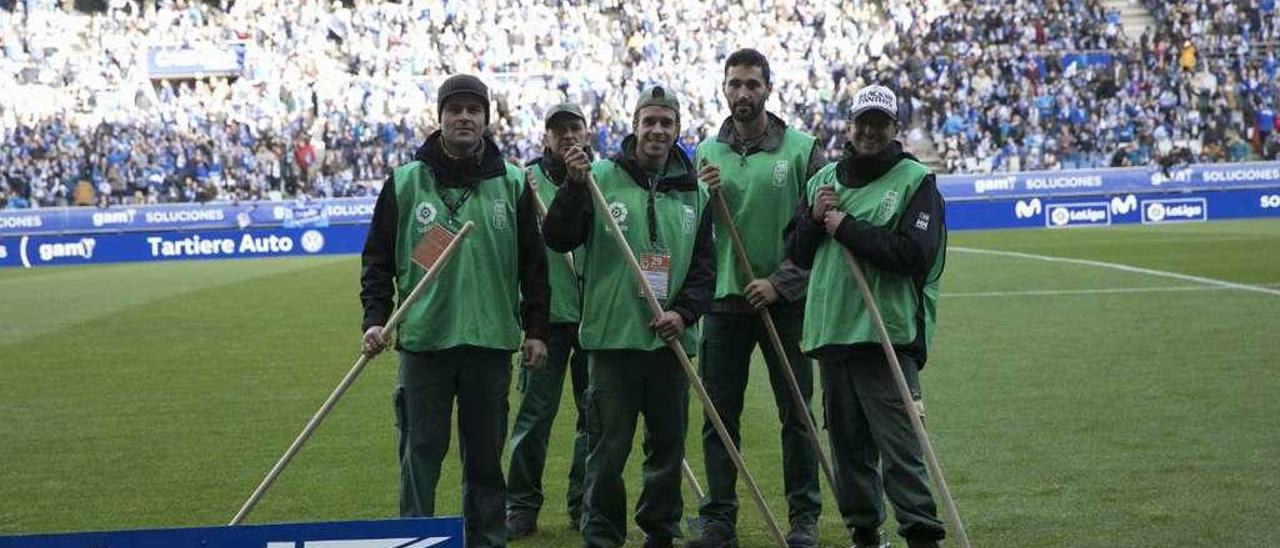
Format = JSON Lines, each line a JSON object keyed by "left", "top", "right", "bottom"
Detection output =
{"left": 441, "top": 185, "right": 475, "bottom": 220}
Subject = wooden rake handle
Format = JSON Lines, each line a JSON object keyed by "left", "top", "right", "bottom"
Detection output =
{"left": 229, "top": 221, "right": 476, "bottom": 525}
{"left": 582, "top": 173, "right": 787, "bottom": 547}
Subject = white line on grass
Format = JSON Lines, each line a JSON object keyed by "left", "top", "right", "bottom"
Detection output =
{"left": 945, "top": 285, "right": 1249, "bottom": 298}
{"left": 952, "top": 246, "right": 1280, "bottom": 297}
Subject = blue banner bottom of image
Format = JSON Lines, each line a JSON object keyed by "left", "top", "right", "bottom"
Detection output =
{"left": 0, "top": 517, "right": 464, "bottom": 548}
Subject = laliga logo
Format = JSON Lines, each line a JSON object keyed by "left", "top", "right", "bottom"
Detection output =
{"left": 300, "top": 230, "right": 325, "bottom": 253}
{"left": 415, "top": 202, "right": 438, "bottom": 226}
{"left": 1049, "top": 206, "right": 1071, "bottom": 226}
{"left": 1014, "top": 198, "right": 1042, "bottom": 219}
{"left": 1146, "top": 202, "right": 1167, "bottom": 223}
{"left": 1110, "top": 194, "right": 1137, "bottom": 215}
{"left": 608, "top": 202, "right": 629, "bottom": 224}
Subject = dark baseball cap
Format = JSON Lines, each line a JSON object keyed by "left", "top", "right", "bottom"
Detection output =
{"left": 634, "top": 86, "right": 680, "bottom": 120}
{"left": 544, "top": 102, "right": 586, "bottom": 126}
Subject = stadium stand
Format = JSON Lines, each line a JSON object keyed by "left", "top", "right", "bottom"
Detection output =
{"left": 0, "top": 0, "right": 1276, "bottom": 208}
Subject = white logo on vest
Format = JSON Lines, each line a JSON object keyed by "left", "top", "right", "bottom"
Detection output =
{"left": 415, "top": 202, "right": 438, "bottom": 227}
{"left": 491, "top": 199, "right": 509, "bottom": 230}
{"left": 876, "top": 190, "right": 901, "bottom": 223}
{"left": 772, "top": 160, "right": 790, "bottom": 188}
{"left": 608, "top": 202, "right": 629, "bottom": 225}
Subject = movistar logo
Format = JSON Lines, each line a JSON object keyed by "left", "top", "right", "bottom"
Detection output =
{"left": 1014, "top": 198, "right": 1042, "bottom": 219}
{"left": 1110, "top": 194, "right": 1137, "bottom": 215}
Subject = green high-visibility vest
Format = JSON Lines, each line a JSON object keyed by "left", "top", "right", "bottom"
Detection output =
{"left": 695, "top": 128, "right": 814, "bottom": 297}
{"left": 577, "top": 160, "right": 709, "bottom": 353}
{"left": 530, "top": 163, "right": 583, "bottom": 324}
{"left": 391, "top": 160, "right": 524, "bottom": 352}
{"left": 802, "top": 159, "right": 944, "bottom": 355}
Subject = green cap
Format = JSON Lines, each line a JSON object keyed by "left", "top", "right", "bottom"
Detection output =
{"left": 544, "top": 102, "right": 586, "bottom": 126}
{"left": 634, "top": 85, "right": 680, "bottom": 120}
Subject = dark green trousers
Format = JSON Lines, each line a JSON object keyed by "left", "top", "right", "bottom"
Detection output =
{"left": 506, "top": 324, "right": 589, "bottom": 521}
{"left": 819, "top": 351, "right": 945, "bottom": 543}
{"left": 580, "top": 349, "right": 690, "bottom": 548}
{"left": 697, "top": 305, "right": 821, "bottom": 527}
{"left": 395, "top": 346, "right": 513, "bottom": 548}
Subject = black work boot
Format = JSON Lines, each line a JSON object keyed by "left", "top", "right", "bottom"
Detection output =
{"left": 505, "top": 512, "right": 536, "bottom": 541}
{"left": 786, "top": 519, "right": 818, "bottom": 548}
{"left": 686, "top": 520, "right": 738, "bottom": 548}
{"left": 852, "top": 528, "right": 889, "bottom": 548}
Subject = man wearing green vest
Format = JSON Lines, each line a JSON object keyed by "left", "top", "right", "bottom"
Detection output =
{"left": 505, "top": 102, "right": 592, "bottom": 540}
{"left": 785, "top": 85, "right": 947, "bottom": 548}
{"left": 542, "top": 86, "right": 716, "bottom": 548}
{"left": 359, "top": 74, "right": 550, "bottom": 548}
{"left": 687, "top": 48, "right": 827, "bottom": 548}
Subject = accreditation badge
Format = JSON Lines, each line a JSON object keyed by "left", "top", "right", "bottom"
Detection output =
{"left": 411, "top": 223, "right": 458, "bottom": 271}
{"left": 638, "top": 251, "right": 671, "bottom": 301}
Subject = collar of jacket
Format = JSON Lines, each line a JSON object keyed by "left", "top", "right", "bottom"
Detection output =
{"left": 714, "top": 111, "right": 788, "bottom": 155}
{"left": 836, "top": 140, "right": 917, "bottom": 189}
{"left": 614, "top": 134, "right": 697, "bottom": 192}
{"left": 414, "top": 130, "right": 506, "bottom": 187}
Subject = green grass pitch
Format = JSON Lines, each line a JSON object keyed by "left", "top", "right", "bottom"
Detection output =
{"left": 1, "top": 220, "right": 1277, "bottom": 547}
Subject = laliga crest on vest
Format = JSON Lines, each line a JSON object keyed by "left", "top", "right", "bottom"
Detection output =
{"left": 608, "top": 202, "right": 629, "bottom": 225}
{"left": 415, "top": 202, "right": 438, "bottom": 227}
{"left": 771, "top": 160, "right": 790, "bottom": 188}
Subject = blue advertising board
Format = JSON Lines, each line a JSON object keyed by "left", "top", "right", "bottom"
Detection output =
{"left": 0, "top": 198, "right": 376, "bottom": 237}
{"left": 0, "top": 225, "right": 368, "bottom": 269}
{"left": 934, "top": 161, "right": 1280, "bottom": 201}
{"left": 0, "top": 517, "right": 463, "bottom": 548}
{"left": 945, "top": 187, "right": 1280, "bottom": 230}
{"left": 1, "top": 163, "right": 1278, "bottom": 268}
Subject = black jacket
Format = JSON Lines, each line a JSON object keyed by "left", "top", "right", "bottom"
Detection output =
{"left": 542, "top": 135, "right": 716, "bottom": 326}
{"left": 785, "top": 140, "right": 946, "bottom": 362}
{"left": 359, "top": 130, "right": 550, "bottom": 342}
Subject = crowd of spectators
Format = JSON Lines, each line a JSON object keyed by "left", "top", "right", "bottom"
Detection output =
{"left": 907, "top": 0, "right": 1280, "bottom": 173}
{"left": 0, "top": 0, "right": 1277, "bottom": 209}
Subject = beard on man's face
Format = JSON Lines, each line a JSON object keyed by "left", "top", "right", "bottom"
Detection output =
{"left": 731, "top": 99, "right": 763, "bottom": 123}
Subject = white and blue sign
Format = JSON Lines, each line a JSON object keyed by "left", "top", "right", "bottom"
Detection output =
{"left": 1044, "top": 201, "right": 1111, "bottom": 228}
{"left": 1141, "top": 197, "right": 1208, "bottom": 224}
{"left": 0, "top": 517, "right": 462, "bottom": 548}
{"left": 0, "top": 225, "right": 367, "bottom": 269}
{"left": 0, "top": 198, "right": 375, "bottom": 237}
{"left": 936, "top": 161, "right": 1280, "bottom": 201}
{"left": 947, "top": 187, "right": 1280, "bottom": 231}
